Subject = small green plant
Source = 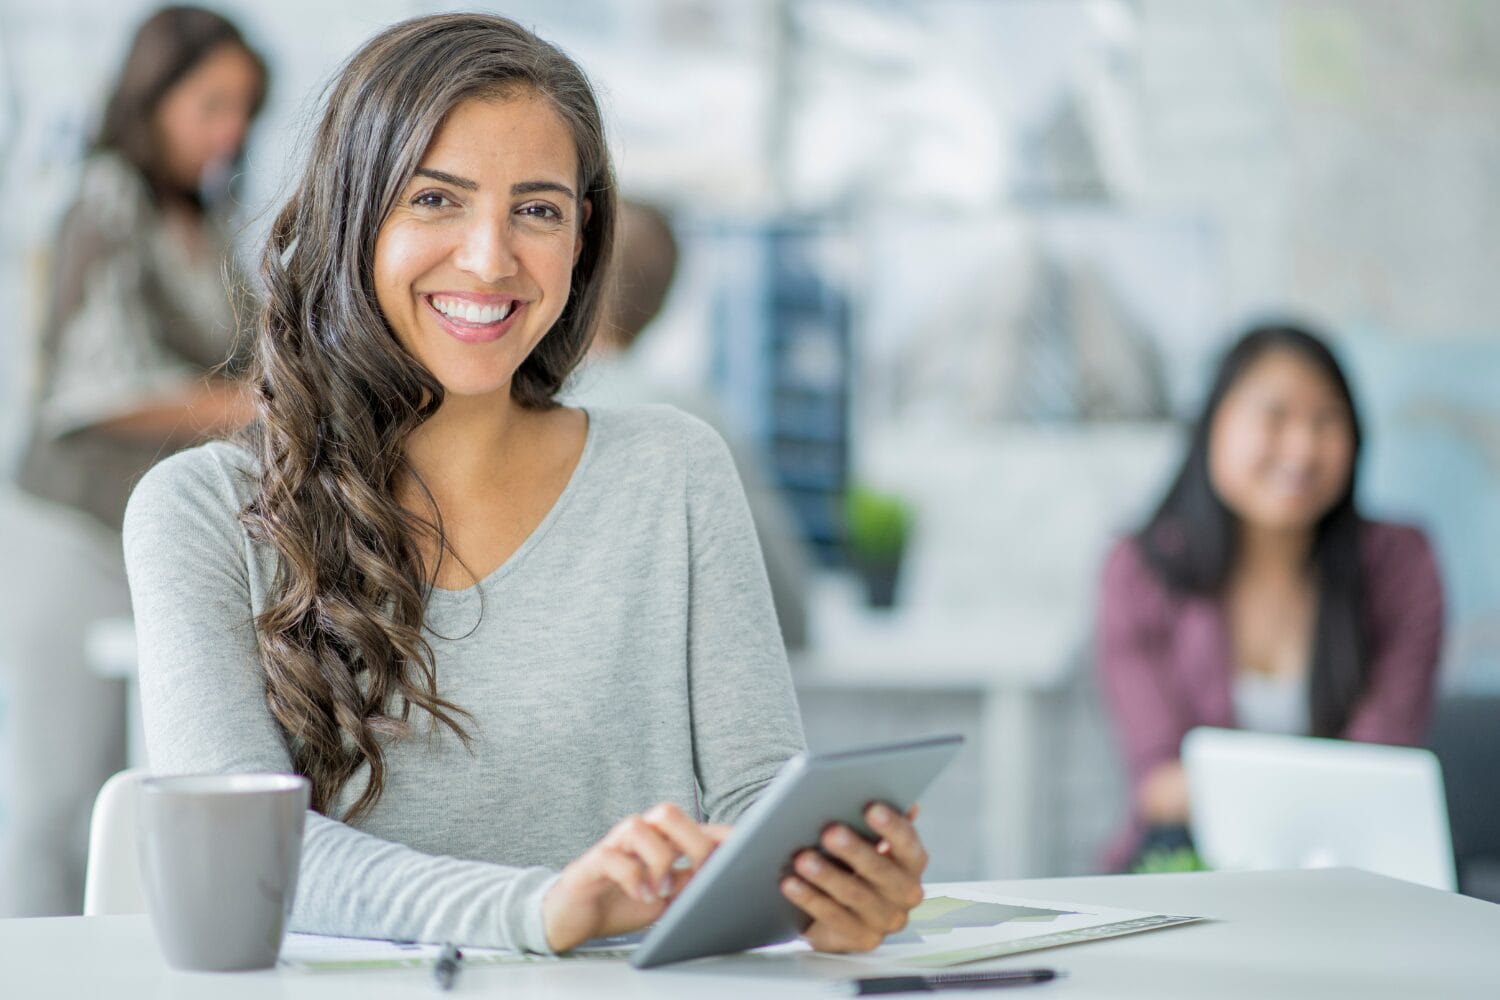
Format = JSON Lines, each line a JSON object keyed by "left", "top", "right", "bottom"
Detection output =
{"left": 1131, "top": 846, "right": 1210, "bottom": 874}
{"left": 844, "top": 485, "right": 913, "bottom": 563}
{"left": 844, "top": 486, "right": 914, "bottom": 608}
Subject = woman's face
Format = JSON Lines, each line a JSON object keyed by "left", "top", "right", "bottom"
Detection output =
{"left": 1208, "top": 348, "right": 1356, "bottom": 533}
{"left": 154, "top": 43, "right": 261, "bottom": 191}
{"left": 374, "top": 92, "right": 587, "bottom": 402}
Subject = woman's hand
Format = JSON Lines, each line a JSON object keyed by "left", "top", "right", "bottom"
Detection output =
{"left": 542, "top": 803, "right": 730, "bottom": 953}
{"left": 781, "top": 803, "right": 928, "bottom": 953}
{"left": 1140, "top": 760, "right": 1190, "bottom": 825}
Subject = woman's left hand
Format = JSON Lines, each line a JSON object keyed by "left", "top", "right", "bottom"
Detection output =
{"left": 780, "top": 803, "right": 927, "bottom": 953}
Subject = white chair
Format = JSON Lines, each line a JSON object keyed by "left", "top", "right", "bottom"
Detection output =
{"left": 83, "top": 768, "right": 150, "bottom": 916}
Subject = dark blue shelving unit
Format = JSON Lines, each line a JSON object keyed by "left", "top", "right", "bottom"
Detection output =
{"left": 708, "top": 220, "right": 851, "bottom": 565}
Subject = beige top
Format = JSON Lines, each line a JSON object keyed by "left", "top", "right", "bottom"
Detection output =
{"left": 16, "top": 153, "right": 250, "bottom": 532}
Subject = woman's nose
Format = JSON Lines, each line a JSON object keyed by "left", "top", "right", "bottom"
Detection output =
{"left": 453, "top": 221, "right": 520, "bottom": 285}
{"left": 1278, "top": 419, "right": 1323, "bottom": 465}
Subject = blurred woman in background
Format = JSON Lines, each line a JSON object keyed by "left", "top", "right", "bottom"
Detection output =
{"left": 17, "top": 5, "right": 267, "bottom": 528}
{"left": 1, "top": 6, "right": 266, "bottom": 915}
{"left": 1098, "top": 323, "right": 1444, "bottom": 871}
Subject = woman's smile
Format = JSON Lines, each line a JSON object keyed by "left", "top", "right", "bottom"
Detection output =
{"left": 422, "top": 292, "right": 529, "bottom": 343}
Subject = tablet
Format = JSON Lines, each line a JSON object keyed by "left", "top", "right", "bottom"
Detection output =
{"left": 629, "top": 734, "right": 964, "bottom": 969}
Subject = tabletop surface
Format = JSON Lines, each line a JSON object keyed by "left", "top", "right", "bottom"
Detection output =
{"left": 4, "top": 868, "right": 1497, "bottom": 999}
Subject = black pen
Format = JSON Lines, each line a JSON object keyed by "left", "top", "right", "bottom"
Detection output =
{"left": 433, "top": 942, "right": 463, "bottom": 991}
{"left": 845, "top": 968, "right": 1061, "bottom": 995}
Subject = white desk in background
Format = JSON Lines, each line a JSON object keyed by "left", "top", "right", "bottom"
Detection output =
{"left": 3, "top": 870, "right": 1496, "bottom": 998}
{"left": 792, "top": 576, "right": 1080, "bottom": 880}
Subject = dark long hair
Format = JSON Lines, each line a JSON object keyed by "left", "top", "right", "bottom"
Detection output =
{"left": 1137, "top": 323, "right": 1367, "bottom": 738}
{"left": 95, "top": 6, "right": 268, "bottom": 208}
{"left": 241, "top": 13, "right": 617, "bottom": 821}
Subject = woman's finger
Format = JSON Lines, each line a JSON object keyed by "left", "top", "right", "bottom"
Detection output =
{"left": 641, "top": 802, "right": 721, "bottom": 869}
{"left": 605, "top": 815, "right": 681, "bottom": 898}
{"left": 793, "top": 849, "right": 902, "bottom": 934}
{"left": 866, "top": 803, "right": 929, "bottom": 876}
{"left": 701, "top": 822, "right": 735, "bottom": 845}
{"left": 820, "top": 825, "right": 923, "bottom": 915}
{"left": 592, "top": 845, "right": 657, "bottom": 905}
{"left": 782, "top": 876, "right": 884, "bottom": 953}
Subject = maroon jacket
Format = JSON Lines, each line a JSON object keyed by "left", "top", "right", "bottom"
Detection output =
{"left": 1096, "top": 520, "right": 1445, "bottom": 870}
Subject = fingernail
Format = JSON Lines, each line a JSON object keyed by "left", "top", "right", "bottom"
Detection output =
{"left": 783, "top": 878, "right": 804, "bottom": 896}
{"left": 658, "top": 877, "right": 673, "bottom": 899}
{"left": 800, "top": 853, "right": 823, "bottom": 875}
{"left": 870, "top": 805, "right": 893, "bottom": 826}
{"left": 830, "top": 827, "right": 852, "bottom": 848}
{"left": 638, "top": 882, "right": 655, "bottom": 903}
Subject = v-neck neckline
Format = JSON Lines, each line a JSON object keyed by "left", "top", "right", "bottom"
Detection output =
{"left": 425, "top": 407, "right": 598, "bottom": 603}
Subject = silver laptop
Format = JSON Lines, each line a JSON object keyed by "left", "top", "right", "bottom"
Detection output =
{"left": 1182, "top": 727, "right": 1456, "bottom": 891}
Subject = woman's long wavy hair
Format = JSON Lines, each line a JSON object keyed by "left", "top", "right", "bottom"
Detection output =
{"left": 242, "top": 14, "right": 617, "bottom": 821}
{"left": 1136, "top": 323, "right": 1368, "bottom": 738}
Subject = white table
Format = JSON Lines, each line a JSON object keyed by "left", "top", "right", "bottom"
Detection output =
{"left": 5, "top": 869, "right": 1496, "bottom": 998}
{"left": 792, "top": 578, "right": 1081, "bottom": 879}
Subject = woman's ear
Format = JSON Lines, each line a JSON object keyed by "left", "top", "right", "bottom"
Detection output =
{"left": 574, "top": 198, "right": 593, "bottom": 264}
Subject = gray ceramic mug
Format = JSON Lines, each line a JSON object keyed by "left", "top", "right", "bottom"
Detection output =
{"left": 138, "top": 773, "right": 310, "bottom": 971}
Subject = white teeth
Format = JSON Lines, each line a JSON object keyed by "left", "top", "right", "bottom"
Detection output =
{"left": 431, "top": 297, "right": 516, "bottom": 325}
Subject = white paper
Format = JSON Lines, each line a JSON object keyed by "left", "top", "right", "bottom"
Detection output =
{"left": 278, "top": 934, "right": 633, "bottom": 973}
{"left": 811, "top": 889, "right": 1203, "bottom": 969}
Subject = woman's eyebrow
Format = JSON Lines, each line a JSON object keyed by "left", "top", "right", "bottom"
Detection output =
{"left": 414, "top": 167, "right": 478, "bottom": 191}
{"left": 411, "top": 170, "right": 576, "bottom": 202}
{"left": 512, "top": 180, "right": 577, "bottom": 200}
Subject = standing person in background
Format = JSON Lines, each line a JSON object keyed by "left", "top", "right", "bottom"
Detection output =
{"left": 0, "top": 6, "right": 266, "bottom": 916}
{"left": 569, "top": 199, "right": 811, "bottom": 650}
{"left": 1097, "top": 323, "right": 1444, "bottom": 871}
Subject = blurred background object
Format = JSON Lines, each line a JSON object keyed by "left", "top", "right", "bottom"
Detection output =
{"left": 1428, "top": 695, "right": 1500, "bottom": 902}
{"left": 2, "top": 0, "right": 1499, "bottom": 906}
{"left": 567, "top": 199, "right": 813, "bottom": 650}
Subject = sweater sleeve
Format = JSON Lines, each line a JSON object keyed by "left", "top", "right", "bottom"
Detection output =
{"left": 1097, "top": 539, "right": 1187, "bottom": 790}
{"left": 1343, "top": 524, "right": 1445, "bottom": 746}
{"left": 677, "top": 416, "right": 807, "bottom": 823}
{"left": 122, "top": 447, "right": 558, "bottom": 954}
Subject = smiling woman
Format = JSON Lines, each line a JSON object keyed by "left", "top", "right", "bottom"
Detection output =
{"left": 374, "top": 94, "right": 589, "bottom": 399}
{"left": 121, "top": 13, "right": 933, "bottom": 958}
{"left": 1097, "top": 323, "right": 1445, "bottom": 871}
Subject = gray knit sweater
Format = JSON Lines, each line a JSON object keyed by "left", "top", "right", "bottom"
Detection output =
{"left": 122, "top": 404, "right": 806, "bottom": 953}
